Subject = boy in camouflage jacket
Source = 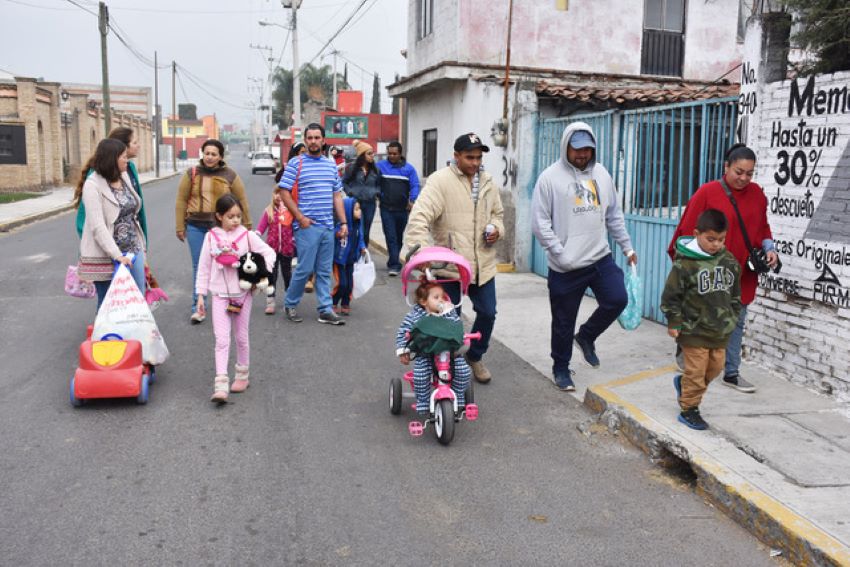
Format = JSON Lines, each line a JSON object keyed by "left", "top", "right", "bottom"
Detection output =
{"left": 661, "top": 209, "right": 742, "bottom": 430}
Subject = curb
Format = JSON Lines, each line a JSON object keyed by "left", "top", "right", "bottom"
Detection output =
{"left": 584, "top": 370, "right": 850, "bottom": 567}
{"left": 0, "top": 171, "right": 180, "bottom": 233}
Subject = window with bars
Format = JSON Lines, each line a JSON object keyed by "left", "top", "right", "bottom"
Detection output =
{"left": 422, "top": 129, "right": 437, "bottom": 176}
{"left": 0, "top": 124, "right": 26, "bottom": 164}
{"left": 641, "top": 0, "right": 686, "bottom": 77}
{"left": 417, "top": 0, "right": 434, "bottom": 40}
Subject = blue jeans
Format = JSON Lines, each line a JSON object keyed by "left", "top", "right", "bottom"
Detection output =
{"left": 444, "top": 277, "right": 497, "bottom": 363}
{"left": 358, "top": 199, "right": 377, "bottom": 247}
{"left": 547, "top": 254, "right": 627, "bottom": 373}
{"left": 186, "top": 223, "right": 210, "bottom": 312}
{"left": 380, "top": 207, "right": 408, "bottom": 271}
{"left": 94, "top": 248, "right": 146, "bottom": 312}
{"left": 725, "top": 305, "right": 748, "bottom": 377}
{"left": 285, "top": 226, "right": 334, "bottom": 313}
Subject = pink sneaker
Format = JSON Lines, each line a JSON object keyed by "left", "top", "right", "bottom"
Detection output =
{"left": 231, "top": 365, "right": 250, "bottom": 393}
{"left": 211, "top": 375, "right": 229, "bottom": 403}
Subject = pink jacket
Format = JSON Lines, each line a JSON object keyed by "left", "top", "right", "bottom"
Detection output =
{"left": 256, "top": 207, "right": 295, "bottom": 256}
{"left": 195, "top": 226, "right": 276, "bottom": 297}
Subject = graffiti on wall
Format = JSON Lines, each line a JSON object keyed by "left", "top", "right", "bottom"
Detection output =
{"left": 762, "top": 74, "right": 850, "bottom": 307}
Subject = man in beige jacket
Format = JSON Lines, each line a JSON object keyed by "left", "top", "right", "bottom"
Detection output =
{"left": 403, "top": 133, "right": 505, "bottom": 383}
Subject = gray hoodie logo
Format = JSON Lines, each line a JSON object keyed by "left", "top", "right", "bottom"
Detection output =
{"left": 572, "top": 179, "right": 601, "bottom": 213}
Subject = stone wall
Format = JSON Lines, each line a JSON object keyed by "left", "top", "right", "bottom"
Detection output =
{"left": 1, "top": 77, "right": 153, "bottom": 192}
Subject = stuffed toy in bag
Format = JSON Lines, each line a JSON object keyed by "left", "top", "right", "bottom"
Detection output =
{"left": 236, "top": 251, "right": 274, "bottom": 295}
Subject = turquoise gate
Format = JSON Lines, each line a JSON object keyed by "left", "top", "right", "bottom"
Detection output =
{"left": 529, "top": 97, "right": 739, "bottom": 323}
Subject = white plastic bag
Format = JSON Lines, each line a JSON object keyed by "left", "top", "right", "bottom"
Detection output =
{"left": 92, "top": 262, "right": 169, "bottom": 365}
{"left": 352, "top": 250, "right": 376, "bottom": 299}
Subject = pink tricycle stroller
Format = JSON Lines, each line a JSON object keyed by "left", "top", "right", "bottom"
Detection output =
{"left": 389, "top": 246, "right": 480, "bottom": 445}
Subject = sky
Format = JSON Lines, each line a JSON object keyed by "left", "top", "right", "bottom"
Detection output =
{"left": 0, "top": 0, "right": 408, "bottom": 127}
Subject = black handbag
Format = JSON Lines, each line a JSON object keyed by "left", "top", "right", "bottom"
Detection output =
{"left": 719, "top": 179, "right": 781, "bottom": 274}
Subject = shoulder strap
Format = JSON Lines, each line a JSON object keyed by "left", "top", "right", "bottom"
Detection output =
{"left": 719, "top": 178, "right": 755, "bottom": 252}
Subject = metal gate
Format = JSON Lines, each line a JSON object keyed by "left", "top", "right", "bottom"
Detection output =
{"left": 530, "top": 98, "right": 739, "bottom": 323}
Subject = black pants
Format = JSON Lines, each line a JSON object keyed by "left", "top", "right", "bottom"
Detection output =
{"left": 269, "top": 253, "right": 293, "bottom": 296}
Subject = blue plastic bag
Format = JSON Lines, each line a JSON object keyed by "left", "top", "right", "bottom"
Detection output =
{"left": 617, "top": 263, "right": 643, "bottom": 330}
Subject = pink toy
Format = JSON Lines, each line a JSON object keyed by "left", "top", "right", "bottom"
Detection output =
{"left": 389, "top": 246, "right": 481, "bottom": 445}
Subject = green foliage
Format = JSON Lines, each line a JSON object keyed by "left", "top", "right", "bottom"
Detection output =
{"left": 391, "top": 73, "right": 400, "bottom": 115}
{"left": 178, "top": 103, "right": 197, "bottom": 121}
{"left": 272, "top": 63, "right": 349, "bottom": 128}
{"left": 0, "top": 193, "right": 38, "bottom": 204}
{"left": 782, "top": 0, "right": 850, "bottom": 74}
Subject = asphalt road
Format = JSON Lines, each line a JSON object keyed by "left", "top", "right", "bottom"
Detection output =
{"left": 0, "top": 152, "right": 778, "bottom": 566}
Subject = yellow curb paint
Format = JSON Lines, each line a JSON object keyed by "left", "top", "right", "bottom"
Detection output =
{"left": 589, "top": 370, "right": 850, "bottom": 566}
{"left": 496, "top": 263, "right": 516, "bottom": 273}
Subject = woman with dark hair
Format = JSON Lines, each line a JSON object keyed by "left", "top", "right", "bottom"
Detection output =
{"left": 274, "top": 142, "right": 306, "bottom": 184}
{"left": 343, "top": 140, "right": 380, "bottom": 246}
{"left": 75, "top": 126, "right": 148, "bottom": 240}
{"left": 175, "top": 138, "right": 251, "bottom": 324}
{"left": 668, "top": 143, "right": 779, "bottom": 393}
{"left": 76, "top": 138, "right": 146, "bottom": 309}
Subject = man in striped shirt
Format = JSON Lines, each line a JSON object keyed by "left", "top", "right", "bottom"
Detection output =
{"left": 278, "top": 123, "right": 349, "bottom": 325}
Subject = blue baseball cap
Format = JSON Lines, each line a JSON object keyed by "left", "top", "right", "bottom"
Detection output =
{"left": 569, "top": 130, "right": 596, "bottom": 149}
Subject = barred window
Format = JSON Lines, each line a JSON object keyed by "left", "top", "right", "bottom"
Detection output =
{"left": 0, "top": 124, "right": 26, "bottom": 165}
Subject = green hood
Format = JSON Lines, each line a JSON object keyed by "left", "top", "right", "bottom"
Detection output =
{"left": 674, "top": 236, "right": 714, "bottom": 260}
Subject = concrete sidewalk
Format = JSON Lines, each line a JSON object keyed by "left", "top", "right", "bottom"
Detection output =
{"left": 0, "top": 169, "right": 180, "bottom": 232}
{"left": 368, "top": 212, "right": 850, "bottom": 566}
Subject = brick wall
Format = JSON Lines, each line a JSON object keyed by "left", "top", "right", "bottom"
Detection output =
{"left": 746, "top": 71, "right": 850, "bottom": 402}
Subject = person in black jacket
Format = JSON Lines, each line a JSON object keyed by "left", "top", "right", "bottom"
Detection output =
{"left": 376, "top": 141, "right": 421, "bottom": 276}
{"left": 343, "top": 140, "right": 380, "bottom": 246}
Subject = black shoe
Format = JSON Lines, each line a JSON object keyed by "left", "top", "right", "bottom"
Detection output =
{"left": 553, "top": 369, "right": 576, "bottom": 391}
{"left": 285, "top": 307, "right": 303, "bottom": 323}
{"left": 722, "top": 374, "right": 756, "bottom": 393}
{"left": 574, "top": 334, "right": 600, "bottom": 368}
{"left": 317, "top": 310, "right": 345, "bottom": 325}
{"left": 678, "top": 407, "right": 709, "bottom": 430}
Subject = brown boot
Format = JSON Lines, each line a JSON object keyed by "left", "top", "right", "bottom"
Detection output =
{"left": 467, "top": 358, "right": 492, "bottom": 384}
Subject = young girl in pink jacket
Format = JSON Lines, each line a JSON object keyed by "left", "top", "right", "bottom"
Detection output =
{"left": 255, "top": 188, "right": 295, "bottom": 315}
{"left": 195, "top": 194, "right": 276, "bottom": 403}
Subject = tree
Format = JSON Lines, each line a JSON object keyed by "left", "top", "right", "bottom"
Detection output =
{"left": 370, "top": 73, "right": 381, "bottom": 114}
{"left": 271, "top": 63, "right": 349, "bottom": 128}
{"left": 178, "top": 103, "right": 197, "bottom": 121}
{"left": 782, "top": 0, "right": 850, "bottom": 74}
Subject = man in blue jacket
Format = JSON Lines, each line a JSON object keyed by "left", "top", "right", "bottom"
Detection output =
{"left": 376, "top": 141, "right": 420, "bottom": 276}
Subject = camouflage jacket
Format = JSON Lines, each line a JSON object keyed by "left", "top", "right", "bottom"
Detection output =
{"left": 661, "top": 236, "right": 742, "bottom": 348}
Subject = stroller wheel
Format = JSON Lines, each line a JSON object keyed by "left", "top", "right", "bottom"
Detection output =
{"left": 434, "top": 399, "right": 455, "bottom": 445}
{"left": 389, "top": 378, "right": 403, "bottom": 415}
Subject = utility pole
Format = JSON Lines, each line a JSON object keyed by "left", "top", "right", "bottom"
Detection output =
{"left": 98, "top": 1, "right": 111, "bottom": 135}
{"left": 287, "top": 0, "right": 302, "bottom": 130}
{"left": 331, "top": 49, "right": 339, "bottom": 110}
{"left": 250, "top": 44, "right": 275, "bottom": 146}
{"left": 171, "top": 61, "right": 176, "bottom": 172}
{"left": 154, "top": 50, "right": 160, "bottom": 177}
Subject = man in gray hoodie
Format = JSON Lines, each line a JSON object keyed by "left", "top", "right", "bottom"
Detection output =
{"left": 531, "top": 123, "right": 638, "bottom": 391}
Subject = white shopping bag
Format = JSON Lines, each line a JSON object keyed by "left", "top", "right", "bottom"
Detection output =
{"left": 352, "top": 250, "right": 376, "bottom": 299}
{"left": 92, "top": 262, "right": 169, "bottom": 365}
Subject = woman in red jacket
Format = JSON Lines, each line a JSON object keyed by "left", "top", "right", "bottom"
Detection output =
{"left": 668, "top": 144, "right": 779, "bottom": 394}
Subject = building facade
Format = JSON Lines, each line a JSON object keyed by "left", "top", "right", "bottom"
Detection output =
{"left": 390, "top": 0, "right": 745, "bottom": 269}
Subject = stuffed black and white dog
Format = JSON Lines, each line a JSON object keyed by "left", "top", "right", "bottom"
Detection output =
{"left": 236, "top": 252, "right": 274, "bottom": 296}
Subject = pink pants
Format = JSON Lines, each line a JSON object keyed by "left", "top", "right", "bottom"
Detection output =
{"left": 211, "top": 294, "right": 253, "bottom": 376}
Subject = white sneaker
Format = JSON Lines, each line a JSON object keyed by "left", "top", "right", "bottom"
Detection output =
{"left": 190, "top": 312, "right": 205, "bottom": 324}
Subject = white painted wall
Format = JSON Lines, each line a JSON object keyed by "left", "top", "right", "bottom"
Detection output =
{"left": 745, "top": 70, "right": 850, "bottom": 402}
{"left": 406, "top": 0, "right": 742, "bottom": 82}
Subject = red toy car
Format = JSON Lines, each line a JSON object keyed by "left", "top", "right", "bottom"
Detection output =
{"left": 70, "top": 326, "right": 154, "bottom": 406}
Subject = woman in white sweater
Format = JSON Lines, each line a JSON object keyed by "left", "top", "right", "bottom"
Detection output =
{"left": 75, "top": 138, "right": 146, "bottom": 309}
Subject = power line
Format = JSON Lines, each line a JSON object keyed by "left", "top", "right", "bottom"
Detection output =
{"left": 176, "top": 64, "right": 253, "bottom": 111}
{"left": 62, "top": 0, "right": 96, "bottom": 16}
{"left": 3, "top": 0, "right": 77, "bottom": 11}
{"left": 296, "top": 0, "right": 371, "bottom": 80}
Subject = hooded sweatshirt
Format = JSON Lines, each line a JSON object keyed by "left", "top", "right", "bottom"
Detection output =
{"left": 531, "top": 122, "right": 633, "bottom": 272}
{"left": 334, "top": 197, "right": 366, "bottom": 265}
{"left": 660, "top": 236, "right": 742, "bottom": 349}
